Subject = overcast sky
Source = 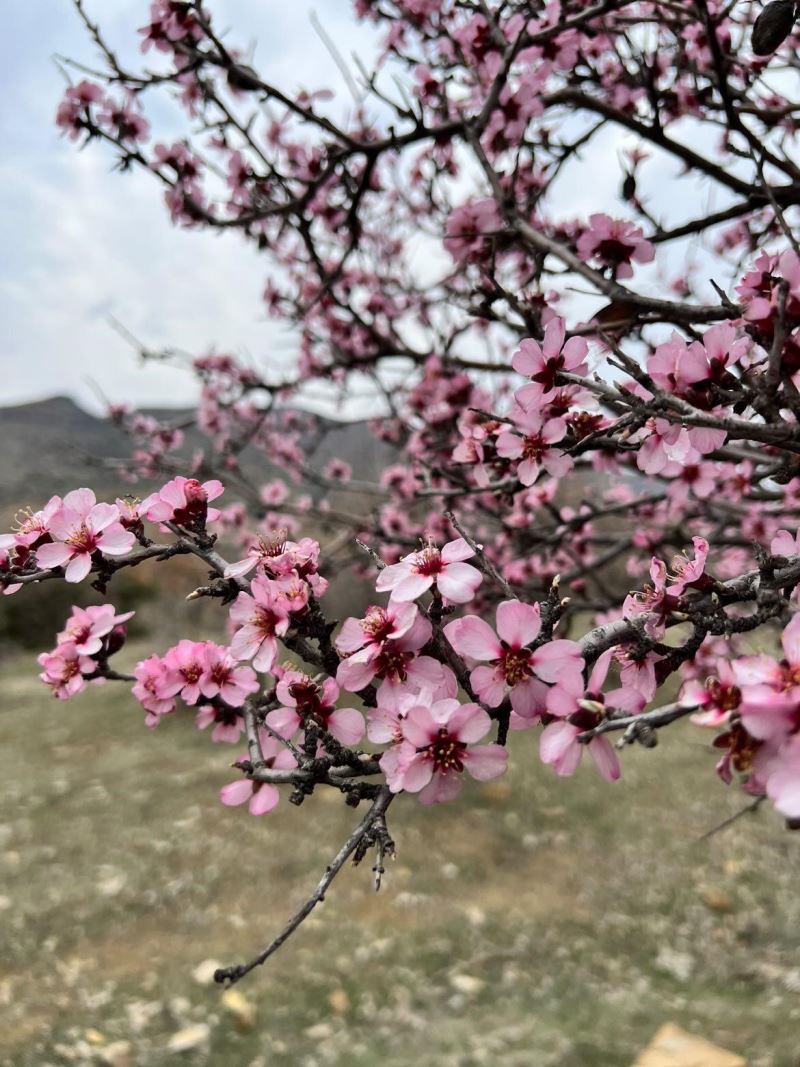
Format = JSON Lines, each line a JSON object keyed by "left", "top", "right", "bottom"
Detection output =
{"left": 0, "top": 1, "right": 385, "bottom": 415}
{"left": 1, "top": 3, "right": 737, "bottom": 418}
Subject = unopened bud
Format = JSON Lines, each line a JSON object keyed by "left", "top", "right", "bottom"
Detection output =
{"left": 752, "top": 1, "right": 796, "bottom": 56}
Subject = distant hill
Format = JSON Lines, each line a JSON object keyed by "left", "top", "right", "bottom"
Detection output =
{"left": 0, "top": 396, "right": 396, "bottom": 512}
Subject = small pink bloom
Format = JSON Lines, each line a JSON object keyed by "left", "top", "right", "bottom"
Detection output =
{"left": 576, "top": 213, "right": 654, "bottom": 279}
{"left": 266, "top": 671, "right": 365, "bottom": 747}
{"left": 376, "top": 538, "right": 482, "bottom": 604}
{"left": 141, "top": 476, "right": 224, "bottom": 527}
{"left": 228, "top": 576, "right": 291, "bottom": 672}
{"left": 220, "top": 733, "right": 296, "bottom": 816}
{"left": 496, "top": 407, "right": 572, "bottom": 487}
{"left": 36, "top": 489, "right": 135, "bottom": 582}
{"left": 512, "top": 318, "right": 589, "bottom": 405}
{"left": 38, "top": 642, "right": 97, "bottom": 700}
{"left": 384, "top": 699, "right": 507, "bottom": 805}
{"left": 132, "top": 654, "right": 183, "bottom": 725}
{"left": 58, "top": 604, "right": 134, "bottom": 656}
{"left": 445, "top": 599, "right": 582, "bottom": 718}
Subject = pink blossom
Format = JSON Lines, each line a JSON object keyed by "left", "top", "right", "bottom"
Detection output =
{"left": 576, "top": 213, "right": 655, "bottom": 279}
{"left": 132, "top": 654, "right": 183, "bottom": 726}
{"left": 163, "top": 639, "right": 212, "bottom": 705}
{"left": 57, "top": 604, "right": 134, "bottom": 656}
{"left": 376, "top": 538, "right": 482, "bottom": 604}
{"left": 496, "top": 407, "right": 572, "bottom": 487}
{"left": 336, "top": 603, "right": 443, "bottom": 708}
{"left": 539, "top": 651, "right": 636, "bottom": 781}
{"left": 141, "top": 476, "right": 224, "bottom": 527}
{"left": 444, "top": 599, "right": 583, "bottom": 719}
{"left": 36, "top": 489, "right": 135, "bottom": 582}
{"left": 228, "top": 576, "right": 291, "bottom": 672}
{"left": 38, "top": 642, "right": 98, "bottom": 700}
{"left": 383, "top": 699, "right": 507, "bottom": 804}
{"left": 512, "top": 318, "right": 589, "bottom": 405}
{"left": 220, "top": 733, "right": 296, "bottom": 816}
{"left": 266, "top": 671, "right": 365, "bottom": 746}
{"left": 195, "top": 703, "right": 245, "bottom": 744}
{"left": 667, "top": 537, "right": 710, "bottom": 596}
{"left": 199, "top": 646, "right": 259, "bottom": 707}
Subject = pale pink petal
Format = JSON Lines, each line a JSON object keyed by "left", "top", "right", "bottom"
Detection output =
{"left": 327, "top": 707, "right": 365, "bottom": 746}
{"left": 441, "top": 537, "right": 474, "bottom": 563}
{"left": 417, "top": 771, "right": 462, "bottom": 805}
{"left": 65, "top": 553, "right": 92, "bottom": 583}
{"left": 540, "top": 720, "right": 582, "bottom": 775}
{"left": 97, "top": 525, "right": 135, "bottom": 555}
{"left": 36, "top": 542, "right": 73, "bottom": 569}
{"left": 496, "top": 599, "right": 540, "bottom": 647}
{"left": 87, "top": 502, "right": 120, "bottom": 533}
{"left": 401, "top": 753, "right": 434, "bottom": 793}
{"left": 443, "top": 616, "right": 501, "bottom": 661}
{"left": 391, "top": 572, "right": 434, "bottom": 601}
{"left": 470, "top": 664, "right": 506, "bottom": 707}
{"left": 462, "top": 744, "right": 508, "bottom": 781}
{"left": 589, "top": 736, "right": 621, "bottom": 781}
{"left": 436, "top": 562, "right": 482, "bottom": 603}
{"left": 532, "top": 639, "right": 583, "bottom": 683}
{"left": 220, "top": 779, "right": 253, "bottom": 807}
{"left": 63, "top": 488, "right": 96, "bottom": 514}
{"left": 249, "top": 784, "right": 280, "bottom": 815}
{"left": 447, "top": 703, "right": 492, "bottom": 743}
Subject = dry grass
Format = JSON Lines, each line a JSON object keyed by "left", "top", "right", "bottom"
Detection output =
{"left": 1, "top": 651, "right": 799, "bottom": 1066}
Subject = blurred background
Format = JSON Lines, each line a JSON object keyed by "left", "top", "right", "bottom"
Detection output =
{"left": 2, "top": 3, "right": 800, "bottom": 1066}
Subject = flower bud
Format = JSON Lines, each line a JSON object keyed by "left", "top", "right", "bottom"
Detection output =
{"left": 752, "top": 1, "right": 796, "bottom": 56}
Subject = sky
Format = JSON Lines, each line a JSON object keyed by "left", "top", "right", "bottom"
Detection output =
{"left": 0, "top": 3, "right": 742, "bottom": 418}
{"left": 0, "top": 0, "right": 382, "bottom": 415}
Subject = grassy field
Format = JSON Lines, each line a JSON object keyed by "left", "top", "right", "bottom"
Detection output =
{"left": 1, "top": 649, "right": 799, "bottom": 1067}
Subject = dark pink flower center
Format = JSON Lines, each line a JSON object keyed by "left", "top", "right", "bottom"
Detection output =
{"left": 412, "top": 546, "right": 444, "bottom": 577}
{"left": 375, "top": 648, "right": 411, "bottom": 682}
{"left": 66, "top": 524, "right": 98, "bottom": 554}
{"left": 423, "top": 727, "right": 466, "bottom": 775}
{"left": 363, "top": 607, "right": 393, "bottom": 643}
{"left": 596, "top": 237, "right": 634, "bottom": 265}
{"left": 500, "top": 646, "right": 532, "bottom": 686}
{"left": 522, "top": 433, "right": 547, "bottom": 462}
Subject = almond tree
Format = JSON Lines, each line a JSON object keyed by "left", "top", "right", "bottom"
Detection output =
{"left": 5, "top": 0, "right": 800, "bottom": 982}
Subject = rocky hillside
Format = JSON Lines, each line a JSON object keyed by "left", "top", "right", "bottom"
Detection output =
{"left": 0, "top": 396, "right": 395, "bottom": 512}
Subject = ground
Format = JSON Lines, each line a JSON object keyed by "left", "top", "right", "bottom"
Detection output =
{"left": 1, "top": 652, "right": 799, "bottom": 1067}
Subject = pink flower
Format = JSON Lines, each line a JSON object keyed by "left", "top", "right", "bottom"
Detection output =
{"left": 36, "top": 489, "right": 135, "bottom": 582}
{"left": 195, "top": 703, "right": 245, "bottom": 744}
{"left": 444, "top": 599, "right": 583, "bottom": 719}
{"left": 228, "top": 576, "right": 291, "bottom": 672}
{"left": 141, "top": 476, "right": 224, "bottom": 526}
{"left": 199, "top": 645, "right": 259, "bottom": 707}
{"left": 512, "top": 318, "right": 589, "bottom": 405}
{"left": 163, "top": 639, "right": 212, "bottom": 705}
{"left": 623, "top": 558, "right": 673, "bottom": 639}
{"left": 132, "top": 654, "right": 183, "bottom": 726}
{"left": 336, "top": 603, "right": 444, "bottom": 708}
{"left": 765, "top": 736, "right": 800, "bottom": 819}
{"left": 57, "top": 604, "right": 134, "bottom": 656}
{"left": 220, "top": 733, "right": 296, "bottom": 816}
{"left": 38, "top": 642, "right": 97, "bottom": 700}
{"left": 376, "top": 538, "right": 482, "bottom": 604}
{"left": 383, "top": 699, "right": 508, "bottom": 804}
{"left": 266, "top": 671, "right": 365, "bottom": 746}
{"left": 576, "top": 213, "right": 655, "bottom": 279}
{"left": 539, "top": 651, "right": 636, "bottom": 781}
{"left": 495, "top": 407, "right": 573, "bottom": 487}
{"left": 667, "top": 537, "right": 710, "bottom": 596}
{"left": 682, "top": 661, "right": 742, "bottom": 727}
